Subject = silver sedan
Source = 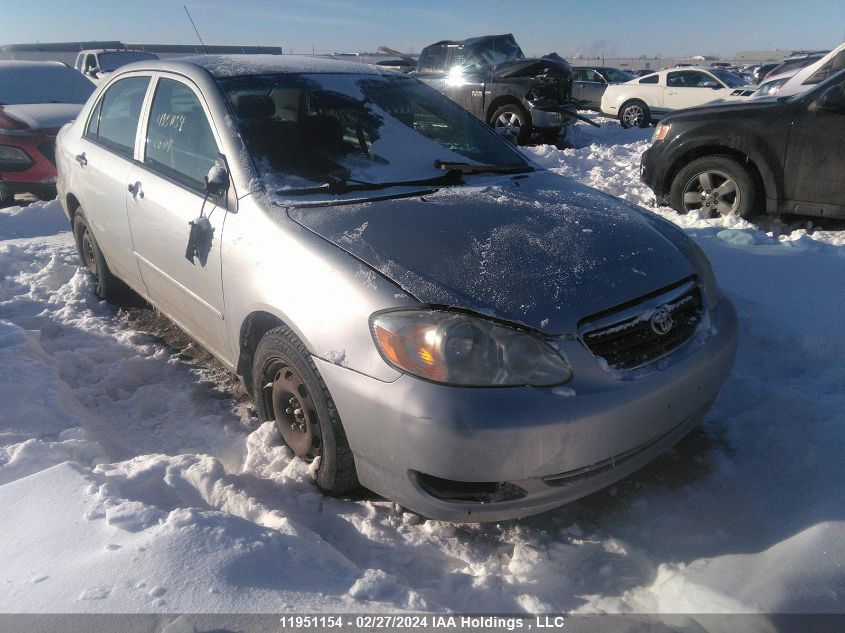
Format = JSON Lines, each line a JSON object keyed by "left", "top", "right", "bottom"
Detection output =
{"left": 56, "top": 55, "right": 737, "bottom": 522}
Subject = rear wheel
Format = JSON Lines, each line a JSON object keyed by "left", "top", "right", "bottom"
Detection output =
{"left": 669, "top": 155, "right": 757, "bottom": 219}
{"left": 490, "top": 103, "right": 531, "bottom": 145}
{"left": 619, "top": 100, "right": 651, "bottom": 128}
{"left": 72, "top": 211, "right": 124, "bottom": 300}
{"left": 252, "top": 326, "right": 358, "bottom": 495}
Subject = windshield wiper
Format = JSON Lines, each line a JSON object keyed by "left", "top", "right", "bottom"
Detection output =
{"left": 433, "top": 160, "right": 533, "bottom": 174}
{"left": 276, "top": 170, "right": 464, "bottom": 196}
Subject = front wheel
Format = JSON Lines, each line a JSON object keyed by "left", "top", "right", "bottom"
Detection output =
{"left": 490, "top": 104, "right": 531, "bottom": 145}
{"left": 252, "top": 325, "right": 358, "bottom": 495}
{"left": 669, "top": 155, "right": 757, "bottom": 219}
{"left": 619, "top": 100, "right": 651, "bottom": 128}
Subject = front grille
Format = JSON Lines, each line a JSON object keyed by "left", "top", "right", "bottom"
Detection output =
{"left": 38, "top": 138, "right": 56, "bottom": 165}
{"left": 580, "top": 278, "right": 703, "bottom": 371}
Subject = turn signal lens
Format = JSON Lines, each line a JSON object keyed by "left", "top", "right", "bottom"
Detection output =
{"left": 652, "top": 123, "right": 671, "bottom": 142}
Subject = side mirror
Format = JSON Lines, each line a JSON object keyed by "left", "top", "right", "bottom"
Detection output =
{"left": 87, "top": 67, "right": 101, "bottom": 77}
{"left": 204, "top": 161, "right": 230, "bottom": 198}
{"left": 817, "top": 86, "right": 845, "bottom": 112}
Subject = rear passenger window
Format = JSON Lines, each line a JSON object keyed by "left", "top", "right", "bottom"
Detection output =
{"left": 144, "top": 78, "right": 219, "bottom": 192}
{"left": 639, "top": 74, "right": 659, "bottom": 84}
{"left": 86, "top": 76, "right": 150, "bottom": 156}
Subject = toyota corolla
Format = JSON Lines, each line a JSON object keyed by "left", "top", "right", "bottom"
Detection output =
{"left": 56, "top": 56, "right": 737, "bottom": 522}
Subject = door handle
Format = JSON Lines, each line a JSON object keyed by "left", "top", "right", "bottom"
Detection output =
{"left": 127, "top": 182, "right": 144, "bottom": 199}
{"left": 75, "top": 153, "right": 87, "bottom": 166}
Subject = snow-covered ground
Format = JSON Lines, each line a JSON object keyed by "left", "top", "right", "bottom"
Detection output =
{"left": 1, "top": 116, "right": 843, "bottom": 617}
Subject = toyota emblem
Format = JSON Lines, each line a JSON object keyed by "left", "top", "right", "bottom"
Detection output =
{"left": 650, "top": 306, "right": 674, "bottom": 335}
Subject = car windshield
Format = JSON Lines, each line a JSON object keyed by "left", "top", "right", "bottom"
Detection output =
{"left": 602, "top": 68, "right": 635, "bottom": 82}
{"left": 219, "top": 73, "right": 529, "bottom": 191}
{"left": 97, "top": 51, "right": 157, "bottom": 72}
{"left": 709, "top": 69, "right": 746, "bottom": 88}
{"left": 0, "top": 65, "right": 95, "bottom": 104}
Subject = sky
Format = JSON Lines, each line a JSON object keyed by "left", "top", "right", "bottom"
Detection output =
{"left": 4, "top": 0, "right": 844, "bottom": 59}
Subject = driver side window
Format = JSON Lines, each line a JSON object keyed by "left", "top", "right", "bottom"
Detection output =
{"left": 667, "top": 71, "right": 717, "bottom": 88}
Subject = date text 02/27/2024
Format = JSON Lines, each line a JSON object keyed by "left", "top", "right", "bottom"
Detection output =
{"left": 278, "top": 615, "right": 568, "bottom": 630}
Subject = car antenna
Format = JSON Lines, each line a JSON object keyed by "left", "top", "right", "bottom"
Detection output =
{"left": 184, "top": 5, "right": 209, "bottom": 55}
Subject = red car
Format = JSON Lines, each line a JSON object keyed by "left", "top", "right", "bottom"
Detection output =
{"left": 0, "top": 61, "right": 95, "bottom": 206}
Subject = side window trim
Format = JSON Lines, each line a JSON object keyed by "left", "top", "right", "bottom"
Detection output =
{"left": 82, "top": 73, "right": 154, "bottom": 159}
{"left": 138, "top": 72, "right": 224, "bottom": 196}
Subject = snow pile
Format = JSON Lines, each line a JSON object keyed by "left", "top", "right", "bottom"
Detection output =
{"left": 1, "top": 113, "right": 844, "bottom": 616}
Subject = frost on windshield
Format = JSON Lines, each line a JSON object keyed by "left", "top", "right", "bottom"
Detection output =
{"left": 219, "top": 73, "right": 525, "bottom": 201}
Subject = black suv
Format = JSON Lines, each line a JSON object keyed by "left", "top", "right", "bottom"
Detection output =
{"left": 411, "top": 34, "right": 577, "bottom": 144}
{"left": 641, "top": 69, "right": 845, "bottom": 220}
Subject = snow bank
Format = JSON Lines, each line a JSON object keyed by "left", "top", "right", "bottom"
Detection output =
{"left": 1, "top": 116, "right": 843, "bottom": 615}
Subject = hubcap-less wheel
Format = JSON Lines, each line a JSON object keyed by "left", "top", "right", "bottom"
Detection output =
{"left": 681, "top": 169, "right": 740, "bottom": 217}
{"left": 263, "top": 362, "right": 322, "bottom": 460}
{"left": 494, "top": 111, "right": 523, "bottom": 138}
{"left": 622, "top": 104, "right": 645, "bottom": 127}
{"left": 80, "top": 226, "right": 99, "bottom": 276}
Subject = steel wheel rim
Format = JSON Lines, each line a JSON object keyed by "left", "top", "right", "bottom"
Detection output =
{"left": 622, "top": 104, "right": 644, "bottom": 127}
{"left": 262, "top": 361, "right": 322, "bottom": 460}
{"left": 80, "top": 226, "right": 98, "bottom": 276}
{"left": 682, "top": 169, "right": 741, "bottom": 217}
{"left": 494, "top": 111, "right": 522, "bottom": 136}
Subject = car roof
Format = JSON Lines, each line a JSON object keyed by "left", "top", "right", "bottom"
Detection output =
{"left": 78, "top": 49, "right": 155, "bottom": 55}
{"left": 113, "top": 54, "right": 395, "bottom": 79}
{"left": 0, "top": 60, "right": 69, "bottom": 70}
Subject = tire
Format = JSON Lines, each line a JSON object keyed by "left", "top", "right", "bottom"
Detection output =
{"left": 490, "top": 103, "right": 531, "bottom": 145}
{"left": 0, "top": 190, "right": 14, "bottom": 208}
{"left": 252, "top": 325, "right": 358, "bottom": 496}
{"left": 669, "top": 155, "right": 757, "bottom": 219}
{"left": 619, "top": 100, "right": 651, "bottom": 128}
{"left": 72, "top": 210, "right": 125, "bottom": 301}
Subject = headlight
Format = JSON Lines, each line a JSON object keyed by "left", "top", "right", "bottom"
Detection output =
{"left": 687, "top": 240, "right": 720, "bottom": 311}
{"left": 370, "top": 309, "right": 573, "bottom": 387}
{"left": 651, "top": 122, "right": 671, "bottom": 142}
{"left": 754, "top": 78, "right": 787, "bottom": 97}
{"left": 0, "top": 145, "right": 34, "bottom": 171}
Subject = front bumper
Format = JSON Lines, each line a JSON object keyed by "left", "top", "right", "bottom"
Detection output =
{"left": 527, "top": 103, "right": 579, "bottom": 129}
{"left": 0, "top": 132, "right": 58, "bottom": 200}
{"left": 318, "top": 299, "right": 738, "bottom": 522}
{"left": 640, "top": 144, "right": 670, "bottom": 204}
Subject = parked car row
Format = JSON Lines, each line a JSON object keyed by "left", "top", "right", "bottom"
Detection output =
{"left": 52, "top": 54, "right": 740, "bottom": 522}
{"left": 754, "top": 44, "right": 845, "bottom": 98}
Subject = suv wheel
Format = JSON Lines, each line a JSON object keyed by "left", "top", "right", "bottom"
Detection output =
{"left": 670, "top": 155, "right": 757, "bottom": 219}
{"left": 619, "top": 100, "right": 650, "bottom": 128}
{"left": 252, "top": 325, "right": 359, "bottom": 496}
{"left": 490, "top": 104, "right": 531, "bottom": 145}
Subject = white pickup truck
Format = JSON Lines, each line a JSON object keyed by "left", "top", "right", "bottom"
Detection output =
{"left": 73, "top": 49, "right": 159, "bottom": 82}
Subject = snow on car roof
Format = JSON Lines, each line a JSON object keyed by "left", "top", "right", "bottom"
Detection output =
{"left": 181, "top": 54, "right": 395, "bottom": 78}
{"left": 0, "top": 60, "right": 68, "bottom": 69}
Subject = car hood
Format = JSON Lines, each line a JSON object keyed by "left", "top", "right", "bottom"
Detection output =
{"left": 491, "top": 54, "right": 572, "bottom": 79}
{"left": 0, "top": 103, "right": 83, "bottom": 131}
{"left": 663, "top": 96, "right": 790, "bottom": 120}
{"left": 287, "top": 171, "right": 694, "bottom": 334}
